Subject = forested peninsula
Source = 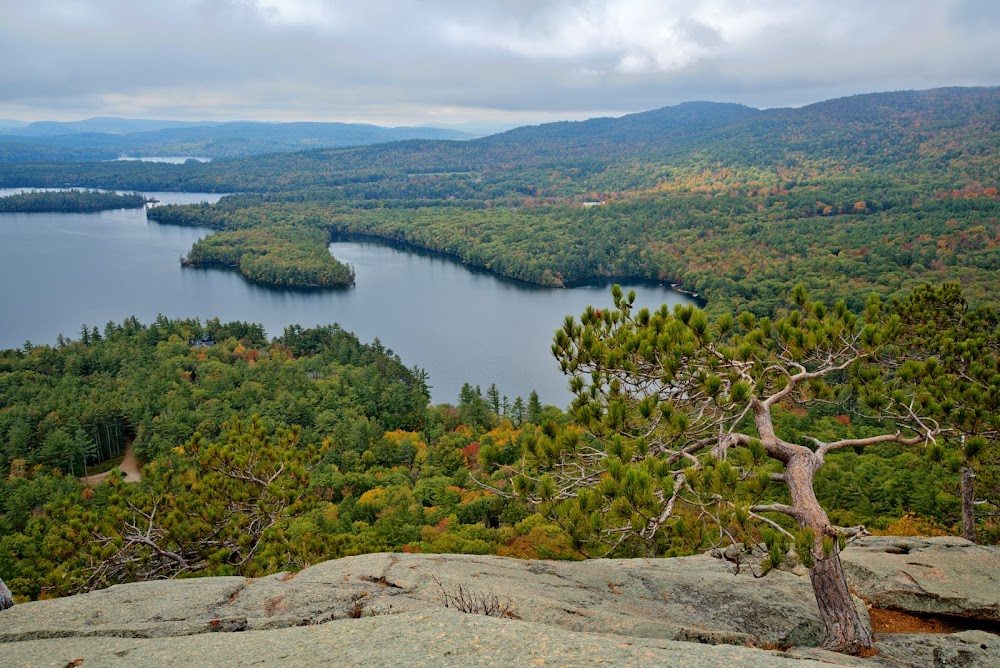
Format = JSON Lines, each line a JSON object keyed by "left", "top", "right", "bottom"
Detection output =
{"left": 3, "top": 87, "right": 998, "bottom": 306}
{"left": 0, "top": 189, "right": 148, "bottom": 213}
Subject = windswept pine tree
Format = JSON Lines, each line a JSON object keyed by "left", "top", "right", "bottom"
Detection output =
{"left": 508, "top": 283, "right": 997, "bottom": 654}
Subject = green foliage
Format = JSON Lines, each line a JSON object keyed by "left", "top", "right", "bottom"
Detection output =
{"left": 511, "top": 283, "right": 998, "bottom": 560}
{"left": 0, "top": 317, "right": 585, "bottom": 599}
{"left": 0, "top": 189, "right": 147, "bottom": 213}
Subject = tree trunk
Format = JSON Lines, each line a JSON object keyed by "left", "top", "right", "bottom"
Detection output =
{"left": 0, "top": 575, "right": 13, "bottom": 611}
{"left": 784, "top": 454, "right": 874, "bottom": 655}
{"left": 961, "top": 466, "right": 977, "bottom": 543}
{"left": 809, "top": 547, "right": 873, "bottom": 654}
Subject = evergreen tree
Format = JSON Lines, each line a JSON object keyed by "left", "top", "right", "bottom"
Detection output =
{"left": 511, "top": 397, "right": 526, "bottom": 426}
{"left": 487, "top": 384, "right": 501, "bottom": 414}
{"left": 514, "top": 284, "right": 948, "bottom": 655}
{"left": 527, "top": 391, "right": 542, "bottom": 424}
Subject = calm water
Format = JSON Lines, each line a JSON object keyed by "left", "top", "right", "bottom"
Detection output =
{"left": 115, "top": 156, "right": 211, "bottom": 164}
{"left": 0, "top": 194, "right": 693, "bottom": 405}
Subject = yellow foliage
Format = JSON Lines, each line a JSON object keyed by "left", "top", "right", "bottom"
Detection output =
{"left": 8, "top": 458, "right": 27, "bottom": 479}
{"left": 356, "top": 487, "right": 386, "bottom": 508}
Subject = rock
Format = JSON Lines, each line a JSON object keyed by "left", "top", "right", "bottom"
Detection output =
{"left": 0, "top": 608, "right": 858, "bottom": 668}
{"left": 841, "top": 536, "right": 1000, "bottom": 622}
{"left": 0, "top": 576, "right": 249, "bottom": 641}
{"left": 0, "top": 552, "right": 840, "bottom": 648}
{"left": 0, "top": 541, "right": 997, "bottom": 666}
{"left": 875, "top": 630, "right": 1000, "bottom": 668}
{"left": 0, "top": 576, "right": 13, "bottom": 611}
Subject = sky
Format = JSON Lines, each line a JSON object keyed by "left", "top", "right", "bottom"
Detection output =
{"left": 1, "top": 0, "right": 999, "bottom": 130}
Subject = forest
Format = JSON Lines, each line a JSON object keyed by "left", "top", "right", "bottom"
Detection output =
{"left": 0, "top": 190, "right": 148, "bottom": 213}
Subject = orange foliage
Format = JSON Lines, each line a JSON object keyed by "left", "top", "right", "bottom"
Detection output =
{"left": 871, "top": 513, "right": 954, "bottom": 537}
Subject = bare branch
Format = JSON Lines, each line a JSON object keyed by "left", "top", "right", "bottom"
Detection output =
{"left": 750, "top": 503, "right": 803, "bottom": 521}
{"left": 815, "top": 431, "right": 928, "bottom": 461}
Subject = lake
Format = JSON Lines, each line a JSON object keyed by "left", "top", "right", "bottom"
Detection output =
{"left": 0, "top": 192, "right": 694, "bottom": 406}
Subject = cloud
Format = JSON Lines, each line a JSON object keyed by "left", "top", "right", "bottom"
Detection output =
{"left": 0, "top": 0, "right": 997, "bottom": 124}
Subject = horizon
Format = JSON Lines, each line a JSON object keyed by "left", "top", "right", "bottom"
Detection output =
{"left": 3, "top": 85, "right": 996, "bottom": 135}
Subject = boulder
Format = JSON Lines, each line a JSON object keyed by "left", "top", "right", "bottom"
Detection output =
{"left": 841, "top": 536, "right": 1000, "bottom": 622}
{"left": 875, "top": 630, "right": 1000, "bottom": 668}
{"left": 0, "top": 576, "right": 13, "bottom": 611}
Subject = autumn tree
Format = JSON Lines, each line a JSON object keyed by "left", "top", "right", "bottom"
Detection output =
{"left": 513, "top": 285, "right": 942, "bottom": 655}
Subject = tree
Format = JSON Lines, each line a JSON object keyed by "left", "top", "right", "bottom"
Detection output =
{"left": 511, "top": 397, "right": 526, "bottom": 426}
{"left": 893, "top": 283, "right": 999, "bottom": 542}
{"left": 80, "top": 416, "right": 327, "bottom": 590}
{"left": 527, "top": 391, "right": 542, "bottom": 424}
{"left": 487, "top": 384, "right": 502, "bottom": 415}
{"left": 516, "top": 285, "right": 940, "bottom": 655}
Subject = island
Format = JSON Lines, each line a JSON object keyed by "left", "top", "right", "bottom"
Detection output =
{"left": 0, "top": 189, "right": 149, "bottom": 213}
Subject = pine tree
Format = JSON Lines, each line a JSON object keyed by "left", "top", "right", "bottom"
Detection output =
{"left": 527, "top": 390, "right": 542, "bottom": 424}
{"left": 512, "top": 284, "right": 951, "bottom": 655}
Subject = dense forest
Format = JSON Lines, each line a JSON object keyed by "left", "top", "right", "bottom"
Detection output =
{"left": 0, "top": 290, "right": 995, "bottom": 603}
{"left": 0, "top": 88, "right": 998, "bottom": 609}
{"left": 0, "top": 190, "right": 147, "bottom": 213}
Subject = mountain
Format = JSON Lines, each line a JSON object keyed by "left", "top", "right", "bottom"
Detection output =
{"left": 0, "top": 120, "right": 29, "bottom": 132}
{"left": 11, "top": 117, "right": 221, "bottom": 136}
{"left": 0, "top": 119, "right": 475, "bottom": 160}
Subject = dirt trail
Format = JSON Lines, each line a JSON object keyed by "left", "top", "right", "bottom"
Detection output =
{"left": 82, "top": 438, "right": 141, "bottom": 486}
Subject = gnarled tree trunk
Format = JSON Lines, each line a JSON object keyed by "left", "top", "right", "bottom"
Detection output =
{"left": 784, "top": 453, "right": 874, "bottom": 655}
{"left": 0, "top": 575, "right": 13, "bottom": 611}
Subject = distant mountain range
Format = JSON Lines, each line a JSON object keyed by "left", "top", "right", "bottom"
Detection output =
{"left": 0, "top": 117, "right": 475, "bottom": 161}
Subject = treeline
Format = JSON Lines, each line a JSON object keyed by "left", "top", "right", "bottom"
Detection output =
{"left": 0, "top": 190, "right": 148, "bottom": 213}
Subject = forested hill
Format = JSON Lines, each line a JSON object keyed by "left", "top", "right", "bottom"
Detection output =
{"left": 2, "top": 86, "right": 998, "bottom": 309}
{"left": 3, "top": 87, "right": 997, "bottom": 189}
{"left": 0, "top": 120, "right": 473, "bottom": 162}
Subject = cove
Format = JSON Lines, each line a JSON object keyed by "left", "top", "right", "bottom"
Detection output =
{"left": 0, "top": 193, "right": 695, "bottom": 405}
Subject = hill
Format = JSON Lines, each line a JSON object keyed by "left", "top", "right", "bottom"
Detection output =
{"left": 0, "top": 119, "right": 473, "bottom": 160}
{"left": 8, "top": 117, "right": 222, "bottom": 136}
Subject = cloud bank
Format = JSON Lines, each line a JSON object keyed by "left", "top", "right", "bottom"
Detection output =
{"left": 1, "top": 0, "right": 998, "bottom": 126}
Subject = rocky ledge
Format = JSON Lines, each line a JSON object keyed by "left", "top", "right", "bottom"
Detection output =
{"left": 0, "top": 536, "right": 997, "bottom": 667}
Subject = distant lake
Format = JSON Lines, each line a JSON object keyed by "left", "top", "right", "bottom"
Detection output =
{"left": 116, "top": 156, "right": 212, "bottom": 164}
{"left": 0, "top": 194, "right": 694, "bottom": 405}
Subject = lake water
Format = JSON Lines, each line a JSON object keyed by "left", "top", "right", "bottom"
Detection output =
{"left": 0, "top": 192, "right": 694, "bottom": 406}
{"left": 115, "top": 156, "right": 212, "bottom": 164}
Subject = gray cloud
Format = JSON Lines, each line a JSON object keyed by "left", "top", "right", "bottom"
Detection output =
{"left": 1, "top": 0, "right": 997, "bottom": 125}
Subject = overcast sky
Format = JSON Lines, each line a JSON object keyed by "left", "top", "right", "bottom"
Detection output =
{"left": 1, "top": 0, "right": 998, "bottom": 129}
